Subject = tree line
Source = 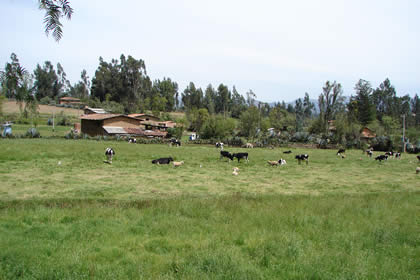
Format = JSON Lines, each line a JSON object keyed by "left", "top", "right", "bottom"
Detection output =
{"left": 1, "top": 52, "right": 419, "bottom": 149}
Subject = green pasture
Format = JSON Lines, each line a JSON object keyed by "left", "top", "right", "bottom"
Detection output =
{"left": 0, "top": 139, "right": 418, "bottom": 200}
{"left": 0, "top": 139, "right": 419, "bottom": 279}
{"left": 9, "top": 124, "right": 71, "bottom": 137}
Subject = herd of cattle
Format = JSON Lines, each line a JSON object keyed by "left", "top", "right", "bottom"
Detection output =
{"left": 105, "top": 139, "right": 420, "bottom": 173}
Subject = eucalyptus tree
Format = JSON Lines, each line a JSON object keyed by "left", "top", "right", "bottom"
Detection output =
{"left": 182, "top": 82, "right": 203, "bottom": 111}
{"left": 203, "top": 84, "right": 216, "bottom": 114}
{"left": 215, "top": 84, "right": 230, "bottom": 117}
{"left": 295, "top": 98, "right": 304, "bottom": 132}
{"left": 230, "top": 86, "right": 247, "bottom": 118}
{"left": 318, "top": 80, "right": 345, "bottom": 133}
{"left": 0, "top": 53, "right": 27, "bottom": 99}
{"left": 33, "top": 61, "right": 60, "bottom": 100}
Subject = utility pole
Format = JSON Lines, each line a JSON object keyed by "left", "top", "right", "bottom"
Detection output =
{"left": 402, "top": 114, "right": 406, "bottom": 153}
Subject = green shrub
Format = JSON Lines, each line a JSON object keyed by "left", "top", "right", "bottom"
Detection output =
{"left": 25, "top": 128, "right": 40, "bottom": 138}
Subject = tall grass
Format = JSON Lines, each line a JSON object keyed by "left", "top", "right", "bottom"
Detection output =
{"left": 0, "top": 193, "right": 419, "bottom": 279}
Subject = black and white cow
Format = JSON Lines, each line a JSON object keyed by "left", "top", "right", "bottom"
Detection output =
{"left": 105, "top": 147, "right": 115, "bottom": 163}
{"left": 385, "top": 151, "right": 394, "bottom": 158}
{"left": 170, "top": 139, "right": 181, "bottom": 147}
{"left": 366, "top": 149, "right": 373, "bottom": 158}
{"left": 375, "top": 155, "right": 388, "bottom": 162}
{"left": 233, "top": 152, "right": 249, "bottom": 163}
{"left": 220, "top": 150, "right": 234, "bottom": 161}
{"left": 337, "top": 149, "right": 345, "bottom": 158}
{"left": 295, "top": 154, "right": 309, "bottom": 165}
{"left": 283, "top": 150, "right": 292, "bottom": 154}
{"left": 152, "top": 157, "right": 174, "bottom": 164}
{"left": 394, "top": 152, "right": 401, "bottom": 159}
{"left": 215, "top": 142, "right": 224, "bottom": 150}
{"left": 128, "top": 137, "right": 137, "bottom": 143}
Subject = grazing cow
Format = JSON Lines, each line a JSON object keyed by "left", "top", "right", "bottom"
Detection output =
{"left": 170, "top": 138, "right": 181, "bottom": 147}
{"left": 215, "top": 142, "right": 224, "bottom": 150}
{"left": 295, "top": 154, "right": 309, "bottom": 165}
{"left": 385, "top": 151, "right": 394, "bottom": 158}
{"left": 152, "top": 157, "right": 174, "bottom": 164}
{"left": 366, "top": 150, "right": 373, "bottom": 158}
{"left": 245, "top": 143, "right": 254, "bottom": 148}
{"left": 105, "top": 147, "right": 115, "bottom": 163}
{"left": 233, "top": 152, "right": 249, "bottom": 162}
{"left": 375, "top": 155, "right": 388, "bottom": 162}
{"left": 394, "top": 152, "right": 401, "bottom": 159}
{"left": 337, "top": 149, "right": 345, "bottom": 157}
{"left": 128, "top": 137, "right": 136, "bottom": 143}
{"left": 417, "top": 155, "right": 420, "bottom": 162}
{"left": 283, "top": 150, "right": 292, "bottom": 154}
{"left": 220, "top": 151, "right": 234, "bottom": 161}
{"left": 173, "top": 161, "right": 184, "bottom": 167}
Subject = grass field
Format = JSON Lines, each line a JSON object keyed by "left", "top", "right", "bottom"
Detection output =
{"left": 2, "top": 100, "right": 83, "bottom": 116}
{"left": 0, "top": 139, "right": 419, "bottom": 279}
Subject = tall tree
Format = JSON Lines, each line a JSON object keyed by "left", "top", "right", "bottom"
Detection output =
{"left": 56, "top": 62, "right": 70, "bottom": 96}
{"left": 239, "top": 106, "right": 260, "bottom": 140}
{"left": 230, "top": 86, "right": 247, "bottom": 118}
{"left": 372, "top": 78, "right": 397, "bottom": 121}
{"left": 215, "top": 84, "right": 230, "bottom": 117}
{"left": 181, "top": 82, "right": 203, "bottom": 111}
{"left": 0, "top": 53, "right": 27, "bottom": 100}
{"left": 203, "top": 84, "right": 216, "bottom": 114}
{"left": 39, "top": 0, "right": 73, "bottom": 41}
{"left": 303, "top": 92, "right": 315, "bottom": 120}
{"left": 318, "top": 80, "right": 345, "bottom": 133}
{"left": 411, "top": 94, "right": 420, "bottom": 126}
{"left": 295, "top": 98, "right": 304, "bottom": 132}
{"left": 33, "top": 61, "right": 60, "bottom": 100}
{"left": 353, "top": 79, "right": 376, "bottom": 126}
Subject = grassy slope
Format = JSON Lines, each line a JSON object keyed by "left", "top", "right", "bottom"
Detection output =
{"left": 2, "top": 100, "right": 82, "bottom": 116}
{"left": 0, "top": 139, "right": 419, "bottom": 279}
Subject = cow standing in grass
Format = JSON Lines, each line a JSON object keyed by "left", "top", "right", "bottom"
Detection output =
{"left": 295, "top": 154, "right": 309, "bottom": 165}
{"left": 105, "top": 148, "right": 115, "bottom": 164}
{"left": 337, "top": 149, "right": 345, "bottom": 158}
{"left": 220, "top": 151, "right": 234, "bottom": 161}
{"left": 233, "top": 153, "right": 249, "bottom": 163}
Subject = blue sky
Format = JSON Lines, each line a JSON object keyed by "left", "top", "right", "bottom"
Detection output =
{"left": 1, "top": 0, "right": 420, "bottom": 103}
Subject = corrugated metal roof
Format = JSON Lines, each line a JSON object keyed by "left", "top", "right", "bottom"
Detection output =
{"left": 80, "top": 114, "right": 121, "bottom": 120}
{"left": 86, "top": 108, "right": 108, "bottom": 114}
{"left": 103, "top": 126, "right": 127, "bottom": 134}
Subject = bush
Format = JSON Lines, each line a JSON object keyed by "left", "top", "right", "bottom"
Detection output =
{"left": 370, "top": 136, "right": 393, "bottom": 151}
{"left": 39, "top": 96, "right": 52, "bottom": 105}
{"left": 25, "top": 128, "right": 40, "bottom": 138}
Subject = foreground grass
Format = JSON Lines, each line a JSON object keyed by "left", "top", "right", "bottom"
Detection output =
{"left": 0, "top": 193, "right": 419, "bottom": 279}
